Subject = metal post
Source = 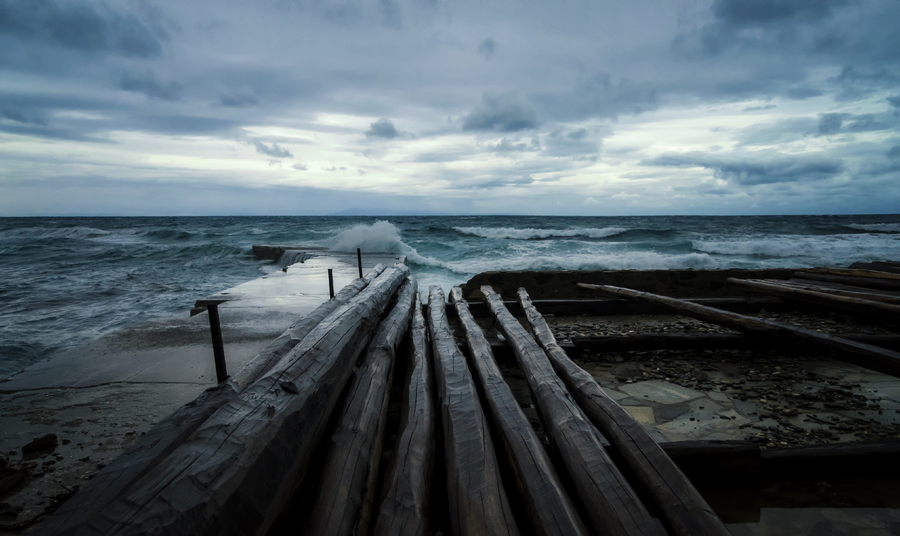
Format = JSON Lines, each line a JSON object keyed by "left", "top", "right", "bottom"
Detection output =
{"left": 207, "top": 304, "right": 228, "bottom": 383}
{"left": 328, "top": 268, "right": 335, "bottom": 298}
{"left": 357, "top": 248, "right": 363, "bottom": 278}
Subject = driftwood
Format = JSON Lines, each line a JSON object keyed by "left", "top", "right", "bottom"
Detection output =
{"left": 481, "top": 286, "right": 664, "bottom": 536}
{"left": 778, "top": 278, "right": 900, "bottom": 303}
{"left": 577, "top": 283, "right": 900, "bottom": 379}
{"left": 38, "top": 263, "right": 388, "bottom": 536}
{"left": 446, "top": 296, "right": 785, "bottom": 319}
{"left": 794, "top": 271, "right": 900, "bottom": 291}
{"left": 849, "top": 261, "right": 900, "bottom": 275}
{"left": 729, "top": 278, "right": 900, "bottom": 319}
{"left": 57, "top": 265, "right": 409, "bottom": 536}
{"left": 306, "top": 277, "right": 416, "bottom": 536}
{"left": 448, "top": 287, "right": 588, "bottom": 536}
{"left": 373, "top": 293, "right": 435, "bottom": 536}
{"left": 802, "top": 267, "right": 900, "bottom": 281}
{"left": 517, "top": 289, "right": 730, "bottom": 536}
{"left": 426, "top": 286, "right": 520, "bottom": 536}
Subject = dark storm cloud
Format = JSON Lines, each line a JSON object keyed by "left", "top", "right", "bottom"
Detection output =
{"left": 0, "top": 0, "right": 169, "bottom": 57}
{"left": 889, "top": 96, "right": 900, "bottom": 108}
{"left": 120, "top": 73, "right": 181, "bottom": 101}
{"left": 888, "top": 146, "right": 900, "bottom": 160}
{"left": 478, "top": 38, "right": 496, "bottom": 58}
{"left": 0, "top": 122, "right": 111, "bottom": 142}
{"left": 253, "top": 140, "right": 293, "bottom": 158}
{"left": 366, "top": 118, "right": 399, "bottom": 139}
{"left": 643, "top": 152, "right": 843, "bottom": 185}
{"left": 531, "top": 73, "right": 657, "bottom": 122}
{"left": 462, "top": 93, "right": 539, "bottom": 132}
{"left": 712, "top": 0, "right": 851, "bottom": 26}
{"left": 1, "top": 109, "right": 46, "bottom": 125}
{"left": 488, "top": 137, "right": 539, "bottom": 153}
{"left": 818, "top": 113, "right": 844, "bottom": 135}
{"left": 219, "top": 92, "right": 259, "bottom": 108}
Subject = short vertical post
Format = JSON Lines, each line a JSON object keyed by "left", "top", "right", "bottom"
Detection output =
{"left": 328, "top": 268, "right": 335, "bottom": 298}
{"left": 207, "top": 304, "right": 228, "bottom": 384}
{"left": 357, "top": 248, "right": 363, "bottom": 278}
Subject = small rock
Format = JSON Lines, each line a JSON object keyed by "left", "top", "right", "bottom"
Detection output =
{"left": 97, "top": 462, "right": 107, "bottom": 469}
{"left": 22, "top": 433, "right": 58, "bottom": 455}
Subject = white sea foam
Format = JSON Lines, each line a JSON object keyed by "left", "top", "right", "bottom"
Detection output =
{"left": 454, "top": 226, "right": 628, "bottom": 240}
{"left": 847, "top": 223, "right": 900, "bottom": 233}
{"left": 441, "top": 251, "right": 719, "bottom": 274}
{"left": 324, "top": 220, "right": 445, "bottom": 267}
{"left": 693, "top": 234, "right": 900, "bottom": 262}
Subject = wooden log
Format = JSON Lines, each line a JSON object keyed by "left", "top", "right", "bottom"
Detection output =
{"left": 849, "top": 262, "right": 900, "bottom": 275}
{"left": 658, "top": 440, "right": 761, "bottom": 485}
{"left": 448, "top": 287, "right": 589, "bottom": 536}
{"left": 776, "top": 278, "right": 900, "bottom": 303}
{"left": 56, "top": 265, "right": 409, "bottom": 536}
{"left": 373, "top": 293, "right": 436, "bottom": 536}
{"left": 426, "top": 286, "right": 520, "bottom": 536}
{"left": 794, "top": 271, "right": 900, "bottom": 291}
{"left": 577, "top": 283, "right": 900, "bottom": 378}
{"left": 761, "top": 440, "right": 900, "bottom": 480}
{"left": 802, "top": 267, "right": 900, "bottom": 281}
{"left": 38, "top": 263, "right": 388, "bottom": 536}
{"left": 481, "top": 286, "right": 664, "bottom": 536}
{"left": 728, "top": 278, "right": 900, "bottom": 319}
{"left": 517, "top": 288, "right": 730, "bottom": 536}
{"left": 306, "top": 277, "right": 417, "bottom": 536}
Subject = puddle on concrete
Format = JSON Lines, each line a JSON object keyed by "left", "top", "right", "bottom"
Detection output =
{"left": 698, "top": 478, "right": 900, "bottom": 535}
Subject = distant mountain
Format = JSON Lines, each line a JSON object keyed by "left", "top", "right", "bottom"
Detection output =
{"left": 328, "top": 208, "right": 458, "bottom": 216}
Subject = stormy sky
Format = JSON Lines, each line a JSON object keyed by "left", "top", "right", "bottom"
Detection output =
{"left": 1, "top": 0, "right": 898, "bottom": 216}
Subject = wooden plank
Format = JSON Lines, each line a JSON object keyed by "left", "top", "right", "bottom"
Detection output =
{"left": 517, "top": 289, "right": 730, "bottom": 536}
{"left": 577, "top": 283, "right": 900, "bottom": 378}
{"left": 794, "top": 271, "right": 900, "bottom": 291}
{"left": 446, "top": 297, "right": 785, "bottom": 319}
{"left": 56, "top": 265, "right": 409, "bottom": 536}
{"left": 373, "top": 292, "right": 436, "bottom": 536}
{"left": 448, "top": 287, "right": 589, "bottom": 536}
{"left": 568, "top": 333, "right": 900, "bottom": 353}
{"left": 307, "top": 277, "right": 416, "bottom": 536}
{"left": 481, "top": 286, "right": 665, "bottom": 536}
{"left": 38, "top": 263, "right": 388, "bottom": 536}
{"left": 761, "top": 440, "right": 900, "bottom": 480}
{"left": 426, "top": 286, "right": 520, "bottom": 536}
{"left": 728, "top": 278, "right": 900, "bottom": 319}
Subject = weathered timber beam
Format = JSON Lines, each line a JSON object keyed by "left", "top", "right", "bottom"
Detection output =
{"left": 446, "top": 296, "right": 786, "bottom": 319}
{"left": 729, "top": 278, "right": 900, "bottom": 319}
{"left": 38, "top": 263, "right": 388, "bottom": 536}
{"left": 802, "top": 267, "right": 900, "bottom": 281}
{"left": 760, "top": 440, "right": 900, "bottom": 480}
{"left": 449, "top": 287, "right": 589, "bottom": 536}
{"left": 481, "top": 286, "right": 665, "bottom": 536}
{"left": 426, "top": 286, "right": 520, "bottom": 536}
{"left": 577, "top": 283, "right": 900, "bottom": 379}
{"left": 307, "top": 277, "right": 416, "bottom": 536}
{"left": 794, "top": 271, "right": 900, "bottom": 291}
{"left": 518, "top": 288, "right": 730, "bottom": 536}
{"left": 374, "top": 293, "right": 435, "bottom": 536}
{"left": 777, "top": 278, "right": 900, "bottom": 303}
{"left": 63, "top": 265, "right": 409, "bottom": 536}
{"left": 568, "top": 333, "right": 900, "bottom": 353}
{"left": 850, "top": 262, "right": 900, "bottom": 275}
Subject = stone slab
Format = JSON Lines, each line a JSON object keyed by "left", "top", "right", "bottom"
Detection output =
{"left": 619, "top": 380, "right": 706, "bottom": 405}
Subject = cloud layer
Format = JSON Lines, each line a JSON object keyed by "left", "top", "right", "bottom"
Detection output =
{"left": 0, "top": 0, "right": 898, "bottom": 215}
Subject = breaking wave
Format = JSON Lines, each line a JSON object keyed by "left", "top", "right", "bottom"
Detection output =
{"left": 846, "top": 223, "right": 900, "bottom": 233}
{"left": 453, "top": 226, "right": 629, "bottom": 240}
{"left": 324, "top": 220, "right": 446, "bottom": 267}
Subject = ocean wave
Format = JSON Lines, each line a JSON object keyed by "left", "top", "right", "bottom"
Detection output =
{"left": 0, "top": 226, "right": 112, "bottom": 240}
{"left": 142, "top": 228, "right": 196, "bottom": 240}
{"left": 323, "top": 220, "right": 446, "bottom": 268}
{"left": 846, "top": 223, "right": 900, "bottom": 233}
{"left": 453, "top": 226, "right": 629, "bottom": 240}
{"left": 693, "top": 235, "right": 900, "bottom": 260}
{"left": 436, "top": 251, "right": 719, "bottom": 275}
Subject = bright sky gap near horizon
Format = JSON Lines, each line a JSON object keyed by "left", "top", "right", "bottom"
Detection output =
{"left": 1, "top": 0, "right": 898, "bottom": 217}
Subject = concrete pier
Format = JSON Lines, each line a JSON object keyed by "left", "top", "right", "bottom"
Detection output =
{"left": 0, "top": 250, "right": 402, "bottom": 530}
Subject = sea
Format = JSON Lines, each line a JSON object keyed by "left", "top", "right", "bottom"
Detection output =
{"left": 2, "top": 214, "right": 899, "bottom": 379}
